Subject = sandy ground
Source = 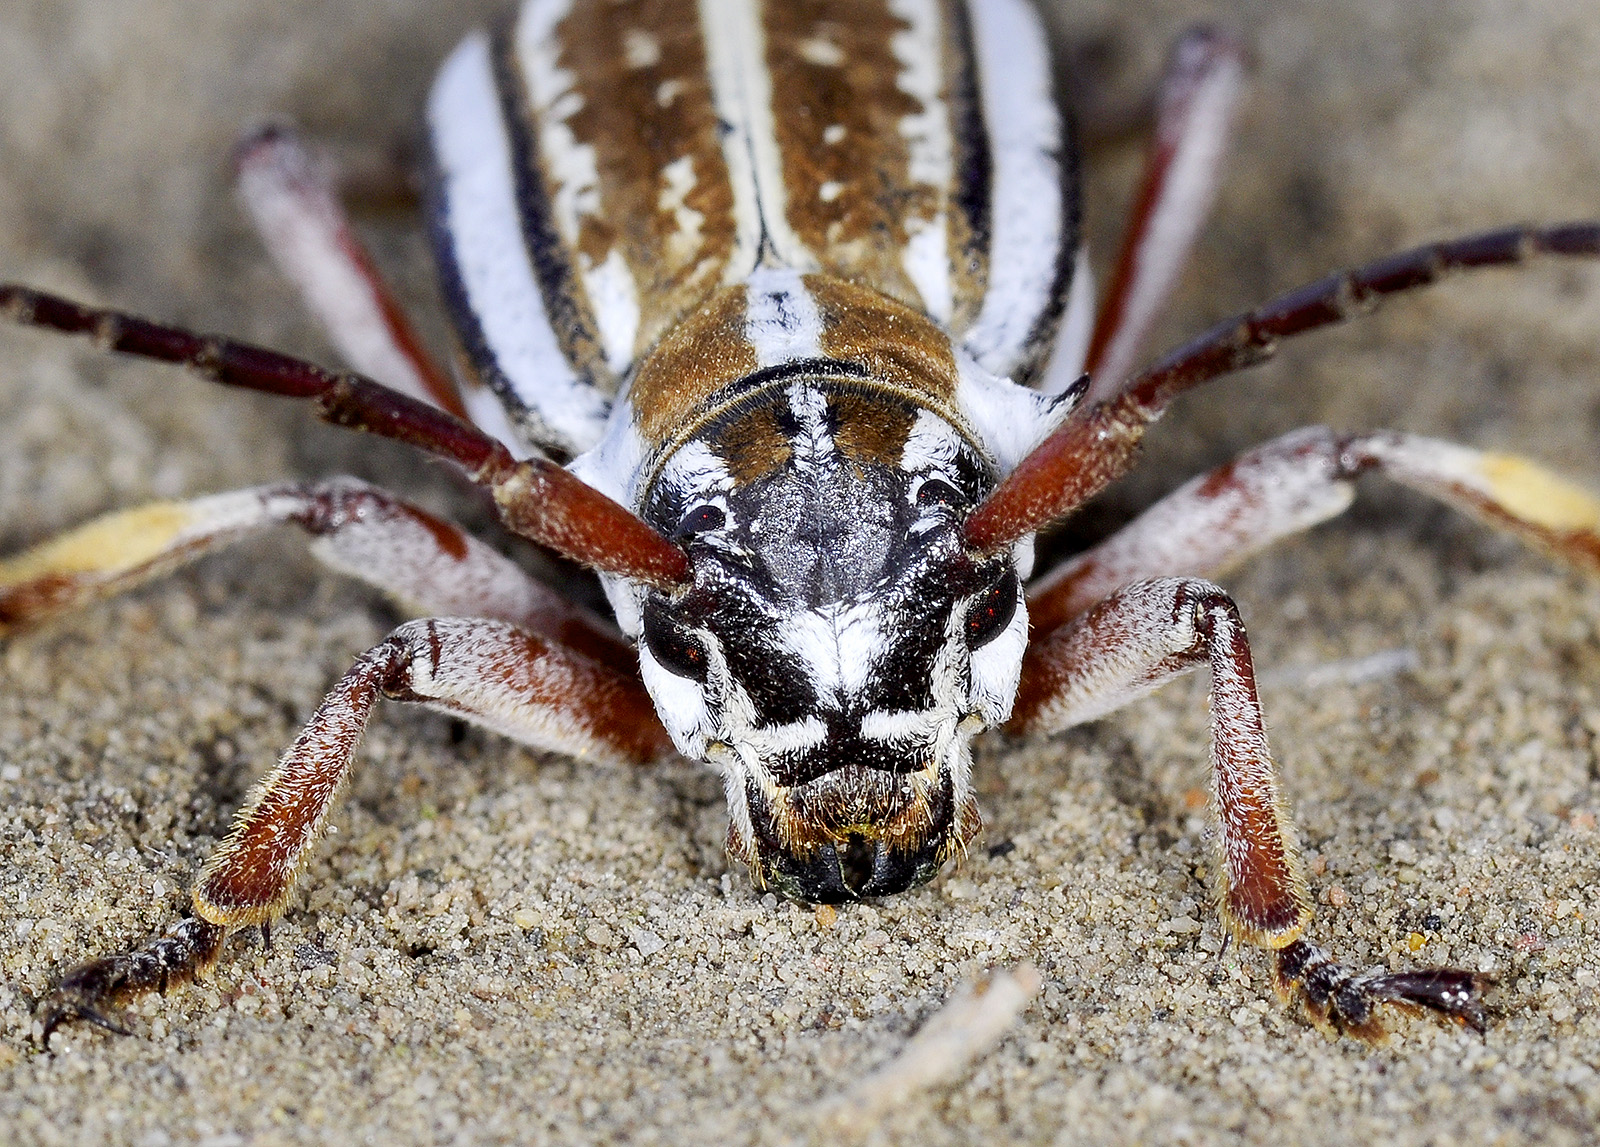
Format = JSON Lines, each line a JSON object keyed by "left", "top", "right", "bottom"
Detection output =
{"left": 2, "top": 1, "right": 1600, "bottom": 1144}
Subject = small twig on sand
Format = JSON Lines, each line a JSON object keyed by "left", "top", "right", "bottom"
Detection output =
{"left": 816, "top": 963, "right": 1041, "bottom": 1138}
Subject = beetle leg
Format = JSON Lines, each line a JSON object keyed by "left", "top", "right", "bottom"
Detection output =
{"left": 38, "top": 616, "right": 671, "bottom": 1045}
{"left": 0, "top": 284, "right": 689, "bottom": 588}
{"left": 236, "top": 124, "right": 533, "bottom": 455}
{"left": 1079, "top": 27, "right": 1247, "bottom": 403}
{"left": 1012, "top": 577, "right": 1485, "bottom": 1040}
{"left": 235, "top": 125, "right": 462, "bottom": 417}
{"left": 965, "top": 221, "right": 1600, "bottom": 555}
{"left": 1028, "top": 426, "right": 1600, "bottom": 633}
{"left": 0, "top": 477, "right": 633, "bottom": 674}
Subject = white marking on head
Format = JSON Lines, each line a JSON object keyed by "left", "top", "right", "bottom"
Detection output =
{"left": 744, "top": 716, "right": 829, "bottom": 756}
{"left": 777, "top": 602, "right": 890, "bottom": 705}
{"left": 822, "top": 124, "right": 846, "bottom": 145}
{"left": 637, "top": 639, "right": 712, "bottom": 758}
{"left": 860, "top": 707, "right": 940, "bottom": 743}
{"left": 966, "top": 583, "right": 1027, "bottom": 725}
{"left": 818, "top": 181, "right": 843, "bottom": 203}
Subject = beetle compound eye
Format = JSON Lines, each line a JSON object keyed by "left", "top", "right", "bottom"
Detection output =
{"left": 676, "top": 504, "right": 726, "bottom": 536}
{"left": 965, "top": 570, "right": 1019, "bottom": 649}
{"left": 915, "top": 479, "right": 961, "bottom": 509}
{"left": 643, "top": 602, "right": 710, "bottom": 682}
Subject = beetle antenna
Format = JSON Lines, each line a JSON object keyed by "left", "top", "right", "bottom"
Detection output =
{"left": 0, "top": 285, "right": 689, "bottom": 589}
{"left": 964, "top": 221, "right": 1600, "bottom": 554}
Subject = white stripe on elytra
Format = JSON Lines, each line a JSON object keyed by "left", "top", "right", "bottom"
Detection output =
{"left": 959, "top": 0, "right": 1065, "bottom": 379}
{"left": 428, "top": 31, "right": 609, "bottom": 453}
{"left": 515, "top": 0, "right": 641, "bottom": 373}
{"left": 744, "top": 267, "right": 824, "bottom": 367}
{"left": 698, "top": 0, "right": 818, "bottom": 277}
{"left": 888, "top": 0, "right": 954, "bottom": 323}
{"left": 658, "top": 155, "right": 708, "bottom": 267}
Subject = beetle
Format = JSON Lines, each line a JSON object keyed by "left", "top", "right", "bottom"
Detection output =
{"left": 2, "top": 0, "right": 1598, "bottom": 1048}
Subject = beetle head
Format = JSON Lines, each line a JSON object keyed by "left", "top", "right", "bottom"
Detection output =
{"left": 633, "top": 382, "right": 1026, "bottom": 902}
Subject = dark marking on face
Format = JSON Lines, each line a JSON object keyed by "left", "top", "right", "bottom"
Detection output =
{"left": 643, "top": 378, "right": 1004, "bottom": 737}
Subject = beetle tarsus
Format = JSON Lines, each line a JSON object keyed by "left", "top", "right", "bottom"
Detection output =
{"left": 38, "top": 917, "right": 226, "bottom": 1048}
{"left": 1272, "top": 938, "right": 1488, "bottom": 1041}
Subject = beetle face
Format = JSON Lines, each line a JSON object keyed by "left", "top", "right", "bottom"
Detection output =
{"left": 634, "top": 385, "right": 1027, "bottom": 902}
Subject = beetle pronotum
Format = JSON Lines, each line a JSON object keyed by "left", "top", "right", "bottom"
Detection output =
{"left": 2, "top": 0, "right": 1598, "bottom": 1048}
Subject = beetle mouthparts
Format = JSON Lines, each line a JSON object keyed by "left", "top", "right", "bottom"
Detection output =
{"left": 733, "top": 763, "right": 982, "bottom": 903}
{"left": 762, "top": 833, "right": 945, "bottom": 904}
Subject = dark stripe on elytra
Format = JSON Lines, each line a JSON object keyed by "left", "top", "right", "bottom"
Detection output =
{"left": 423, "top": 127, "right": 578, "bottom": 458}
{"left": 1010, "top": 44, "right": 1083, "bottom": 386}
{"left": 945, "top": 0, "right": 992, "bottom": 330}
{"left": 491, "top": 19, "right": 613, "bottom": 394}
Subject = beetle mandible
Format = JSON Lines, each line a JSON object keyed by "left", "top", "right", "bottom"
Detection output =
{"left": 3, "top": 0, "right": 1599, "bottom": 1046}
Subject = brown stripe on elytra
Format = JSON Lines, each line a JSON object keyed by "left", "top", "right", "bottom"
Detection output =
{"left": 763, "top": 0, "right": 927, "bottom": 311}
{"left": 493, "top": 22, "right": 613, "bottom": 392}
{"left": 808, "top": 274, "right": 960, "bottom": 405}
{"left": 628, "top": 285, "right": 758, "bottom": 447}
{"left": 552, "top": 0, "right": 739, "bottom": 354}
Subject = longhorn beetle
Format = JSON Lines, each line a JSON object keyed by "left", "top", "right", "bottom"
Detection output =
{"left": 3, "top": 0, "right": 1599, "bottom": 1047}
